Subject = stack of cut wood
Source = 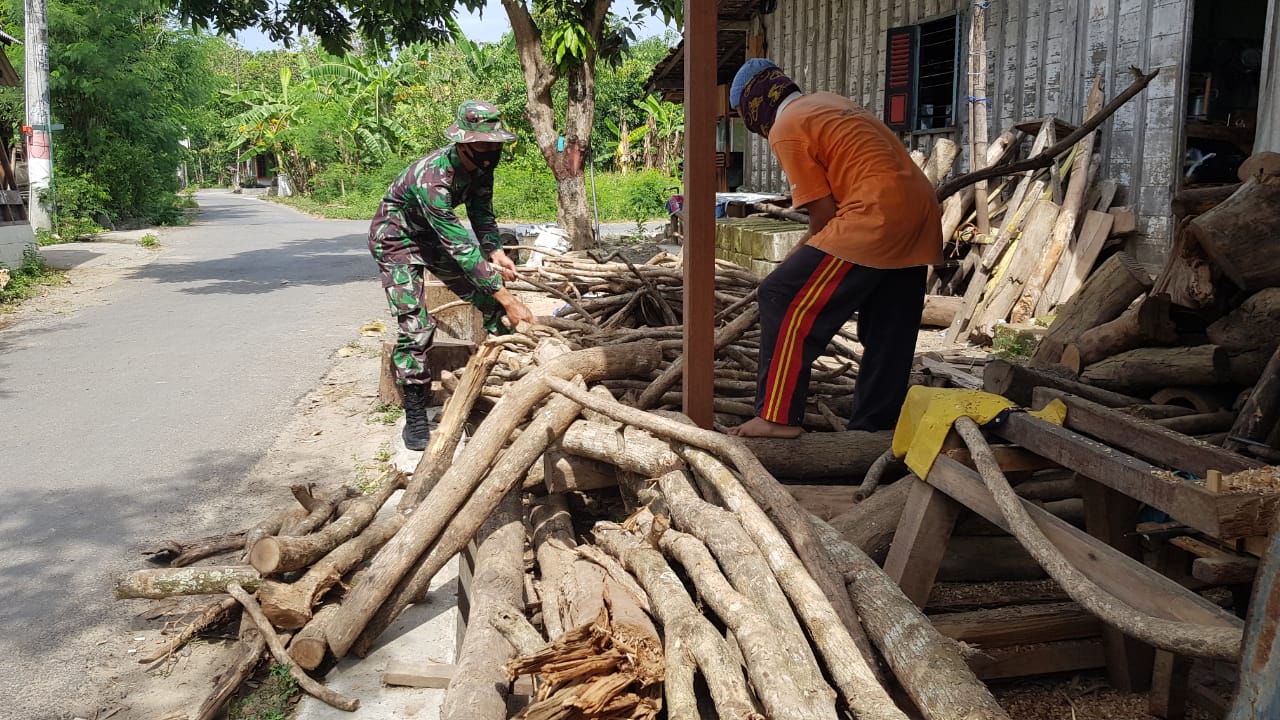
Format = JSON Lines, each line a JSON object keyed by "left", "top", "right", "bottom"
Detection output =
{"left": 999, "top": 151, "right": 1280, "bottom": 465}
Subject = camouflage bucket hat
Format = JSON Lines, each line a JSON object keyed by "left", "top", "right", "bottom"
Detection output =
{"left": 445, "top": 100, "right": 518, "bottom": 143}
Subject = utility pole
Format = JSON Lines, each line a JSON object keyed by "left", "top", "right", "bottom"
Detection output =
{"left": 24, "top": 0, "right": 53, "bottom": 231}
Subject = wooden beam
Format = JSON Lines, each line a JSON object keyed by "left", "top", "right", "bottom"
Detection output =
{"left": 925, "top": 455, "right": 1241, "bottom": 628}
{"left": 993, "top": 412, "right": 1278, "bottom": 539}
{"left": 943, "top": 445, "right": 1061, "bottom": 474}
{"left": 883, "top": 477, "right": 963, "bottom": 607}
{"left": 681, "top": 0, "right": 717, "bottom": 429}
{"left": 966, "top": 639, "right": 1106, "bottom": 680}
{"left": 929, "top": 601, "right": 1101, "bottom": 647}
{"left": 1226, "top": 519, "right": 1280, "bottom": 720}
{"left": 1032, "top": 388, "right": 1264, "bottom": 478}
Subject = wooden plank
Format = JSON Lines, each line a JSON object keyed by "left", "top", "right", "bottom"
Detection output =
{"left": 943, "top": 445, "right": 1061, "bottom": 474}
{"left": 1057, "top": 210, "right": 1116, "bottom": 303}
{"left": 929, "top": 601, "right": 1100, "bottom": 648}
{"left": 1149, "top": 650, "right": 1192, "bottom": 720}
{"left": 1227, "top": 519, "right": 1280, "bottom": 720}
{"left": 925, "top": 455, "right": 1241, "bottom": 628}
{"left": 883, "top": 477, "right": 964, "bottom": 607}
{"left": 1032, "top": 388, "right": 1263, "bottom": 479}
{"left": 384, "top": 661, "right": 455, "bottom": 688}
{"left": 993, "top": 412, "right": 1278, "bottom": 539}
{"left": 1082, "top": 478, "right": 1153, "bottom": 692}
{"left": 967, "top": 639, "right": 1106, "bottom": 680}
{"left": 681, "top": 0, "right": 716, "bottom": 429}
{"left": 1192, "top": 556, "right": 1261, "bottom": 585}
{"left": 920, "top": 355, "right": 983, "bottom": 389}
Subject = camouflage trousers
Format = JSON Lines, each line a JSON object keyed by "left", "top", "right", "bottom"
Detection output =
{"left": 375, "top": 250, "right": 509, "bottom": 386}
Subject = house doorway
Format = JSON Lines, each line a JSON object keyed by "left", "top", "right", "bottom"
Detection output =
{"left": 1181, "top": 0, "right": 1269, "bottom": 186}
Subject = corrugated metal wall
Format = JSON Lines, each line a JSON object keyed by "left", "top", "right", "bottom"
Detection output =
{"left": 745, "top": 0, "right": 1192, "bottom": 268}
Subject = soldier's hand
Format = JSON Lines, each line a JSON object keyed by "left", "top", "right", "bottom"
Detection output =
{"left": 490, "top": 249, "right": 520, "bottom": 283}
{"left": 503, "top": 297, "right": 536, "bottom": 327}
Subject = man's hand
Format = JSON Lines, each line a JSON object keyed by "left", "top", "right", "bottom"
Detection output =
{"left": 489, "top": 248, "right": 520, "bottom": 283}
{"left": 494, "top": 287, "right": 535, "bottom": 327}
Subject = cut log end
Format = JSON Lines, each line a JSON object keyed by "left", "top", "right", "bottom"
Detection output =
{"left": 248, "top": 538, "right": 283, "bottom": 576}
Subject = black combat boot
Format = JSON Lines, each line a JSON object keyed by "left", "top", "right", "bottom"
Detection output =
{"left": 401, "top": 383, "right": 432, "bottom": 451}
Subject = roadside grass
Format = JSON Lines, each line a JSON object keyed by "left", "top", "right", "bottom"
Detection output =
{"left": 367, "top": 402, "right": 404, "bottom": 425}
{"left": 139, "top": 233, "right": 160, "bottom": 249}
{"left": 354, "top": 442, "right": 395, "bottom": 493}
{"left": 227, "top": 663, "right": 298, "bottom": 720}
{"left": 0, "top": 248, "right": 68, "bottom": 310}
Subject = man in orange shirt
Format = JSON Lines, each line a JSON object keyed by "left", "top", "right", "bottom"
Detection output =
{"left": 727, "top": 59, "right": 943, "bottom": 438}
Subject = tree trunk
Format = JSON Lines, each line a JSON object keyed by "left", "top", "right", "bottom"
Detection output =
{"left": 1189, "top": 179, "right": 1280, "bottom": 292}
{"left": 559, "top": 420, "right": 685, "bottom": 478}
{"left": 441, "top": 491, "right": 525, "bottom": 720}
{"left": 1207, "top": 289, "right": 1280, "bottom": 354}
{"left": 288, "top": 603, "right": 340, "bottom": 671}
{"left": 1066, "top": 293, "right": 1177, "bottom": 369}
{"left": 983, "top": 357, "right": 1146, "bottom": 407}
{"left": 1080, "top": 345, "right": 1229, "bottom": 392}
{"left": 114, "top": 566, "right": 260, "bottom": 600}
{"left": 1031, "top": 252, "right": 1152, "bottom": 367}
{"left": 921, "top": 295, "right": 964, "bottom": 328}
{"left": 325, "top": 342, "right": 661, "bottom": 659}
{"left": 739, "top": 430, "right": 893, "bottom": 480}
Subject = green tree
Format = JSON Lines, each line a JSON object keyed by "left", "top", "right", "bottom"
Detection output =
{"left": 170, "top": 0, "right": 680, "bottom": 249}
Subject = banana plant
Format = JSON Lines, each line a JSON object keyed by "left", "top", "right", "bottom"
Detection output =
{"left": 308, "top": 47, "right": 427, "bottom": 162}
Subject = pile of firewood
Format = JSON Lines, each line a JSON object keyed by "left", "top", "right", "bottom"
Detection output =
{"left": 994, "top": 151, "right": 1280, "bottom": 464}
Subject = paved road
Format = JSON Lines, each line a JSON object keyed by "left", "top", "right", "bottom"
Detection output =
{"left": 0, "top": 191, "right": 383, "bottom": 718}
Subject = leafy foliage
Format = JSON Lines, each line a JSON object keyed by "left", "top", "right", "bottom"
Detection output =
{"left": 0, "top": 247, "right": 68, "bottom": 308}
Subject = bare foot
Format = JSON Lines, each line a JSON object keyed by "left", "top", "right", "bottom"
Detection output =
{"left": 726, "top": 416, "right": 804, "bottom": 439}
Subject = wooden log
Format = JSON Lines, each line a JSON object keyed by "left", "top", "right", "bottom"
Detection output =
{"left": 1151, "top": 387, "right": 1227, "bottom": 413}
{"left": 1151, "top": 219, "right": 1217, "bottom": 310}
{"left": 146, "top": 532, "right": 248, "bottom": 569}
{"left": 1190, "top": 179, "right": 1280, "bottom": 291}
{"left": 325, "top": 342, "right": 661, "bottom": 659}
{"left": 1207, "top": 289, "right": 1280, "bottom": 354}
{"left": 287, "top": 603, "right": 339, "bottom": 670}
{"left": 1081, "top": 345, "right": 1230, "bottom": 392}
{"left": 1153, "top": 410, "right": 1236, "bottom": 435}
{"left": 559, "top": 420, "right": 684, "bottom": 478}
{"left": 1031, "top": 252, "right": 1152, "bottom": 367}
{"left": 952, "top": 418, "right": 1242, "bottom": 660}
{"left": 1225, "top": 343, "right": 1280, "bottom": 454}
{"left": 227, "top": 583, "right": 359, "bottom": 711}
{"left": 140, "top": 597, "right": 239, "bottom": 665}
{"left": 401, "top": 340, "right": 504, "bottom": 507}
{"left": 659, "top": 528, "right": 839, "bottom": 720}
{"left": 348, "top": 388, "right": 592, "bottom": 658}
{"left": 1069, "top": 293, "right": 1177, "bottom": 368}
{"left": 280, "top": 484, "right": 359, "bottom": 537}
{"left": 114, "top": 566, "right": 260, "bottom": 599}
{"left": 983, "top": 357, "right": 1146, "bottom": 407}
{"left": 441, "top": 491, "right": 524, "bottom": 720}
{"left": 966, "top": 199, "right": 1061, "bottom": 340}
{"left": 658, "top": 470, "right": 826, "bottom": 694}
{"left": 637, "top": 305, "right": 759, "bottom": 409}
{"left": 378, "top": 341, "right": 403, "bottom": 406}
{"left": 921, "top": 295, "right": 963, "bottom": 328}
{"left": 593, "top": 525, "right": 766, "bottom": 720}
{"left": 1013, "top": 475, "right": 1080, "bottom": 501}
{"left": 542, "top": 448, "right": 618, "bottom": 493}
{"left": 829, "top": 478, "right": 911, "bottom": 563}
{"left": 242, "top": 506, "right": 308, "bottom": 558}
{"left": 1037, "top": 159, "right": 1108, "bottom": 317}
{"left": 251, "top": 474, "right": 403, "bottom": 575}
{"left": 929, "top": 601, "right": 1101, "bottom": 647}
{"left": 807, "top": 515, "right": 1013, "bottom": 720}
{"left": 923, "top": 138, "right": 960, "bottom": 187}
{"left": 939, "top": 535, "right": 1047, "bottom": 582}
{"left": 194, "top": 619, "right": 266, "bottom": 720}
{"left": 738, "top": 430, "right": 893, "bottom": 480}
{"left": 1171, "top": 183, "right": 1241, "bottom": 218}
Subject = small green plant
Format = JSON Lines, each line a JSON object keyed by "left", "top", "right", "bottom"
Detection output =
{"left": 0, "top": 248, "right": 67, "bottom": 309}
{"left": 993, "top": 331, "right": 1036, "bottom": 359}
{"left": 139, "top": 234, "right": 160, "bottom": 249}
{"left": 354, "top": 442, "right": 395, "bottom": 492}
{"left": 367, "top": 402, "right": 404, "bottom": 425}
{"left": 227, "top": 662, "right": 298, "bottom": 720}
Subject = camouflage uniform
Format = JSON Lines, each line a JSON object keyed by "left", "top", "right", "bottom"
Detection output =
{"left": 369, "top": 102, "right": 517, "bottom": 385}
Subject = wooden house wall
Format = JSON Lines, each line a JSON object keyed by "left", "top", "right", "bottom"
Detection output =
{"left": 746, "top": 0, "right": 1195, "bottom": 269}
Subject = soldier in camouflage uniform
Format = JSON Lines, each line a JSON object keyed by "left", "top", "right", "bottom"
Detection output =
{"left": 369, "top": 100, "right": 534, "bottom": 450}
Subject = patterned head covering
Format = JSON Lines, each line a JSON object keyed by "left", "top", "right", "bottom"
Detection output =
{"left": 731, "top": 61, "right": 801, "bottom": 137}
{"left": 445, "top": 100, "right": 517, "bottom": 143}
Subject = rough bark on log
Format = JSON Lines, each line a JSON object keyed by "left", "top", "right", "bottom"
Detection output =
{"left": 490, "top": 604, "right": 546, "bottom": 656}
{"left": 658, "top": 470, "right": 825, "bottom": 694}
{"left": 952, "top": 417, "right": 1242, "bottom": 660}
{"left": 1171, "top": 183, "right": 1241, "bottom": 218}
{"left": 1152, "top": 220, "right": 1217, "bottom": 310}
{"left": 146, "top": 532, "right": 248, "bottom": 569}
{"left": 593, "top": 524, "right": 767, "bottom": 720}
{"left": 402, "top": 341, "right": 504, "bottom": 507}
{"left": 531, "top": 494, "right": 578, "bottom": 640}
{"left": 1189, "top": 179, "right": 1280, "bottom": 292}
{"left": 854, "top": 449, "right": 901, "bottom": 501}
{"left": 738, "top": 430, "right": 893, "bottom": 480}
{"left": 115, "top": 566, "right": 260, "bottom": 599}
{"left": 1081, "top": 345, "right": 1229, "bottom": 392}
{"left": 257, "top": 511, "right": 404, "bottom": 629}
{"left": 1207, "top": 289, "right": 1280, "bottom": 354}
{"left": 665, "top": 634, "right": 701, "bottom": 720}
{"left": 441, "top": 491, "right": 525, "bottom": 720}
{"left": 288, "top": 603, "right": 339, "bottom": 670}
{"left": 830, "top": 478, "right": 911, "bottom": 563}
{"left": 227, "top": 583, "right": 359, "bottom": 711}
{"left": 243, "top": 506, "right": 308, "bottom": 558}
{"left": 1031, "top": 252, "right": 1152, "bottom": 367}
{"left": 281, "top": 485, "right": 360, "bottom": 537}
{"left": 1014, "top": 476, "right": 1080, "bottom": 502}
{"left": 807, "top": 515, "right": 1013, "bottom": 720}
{"left": 983, "top": 357, "right": 1146, "bottom": 407}
{"left": 658, "top": 528, "right": 839, "bottom": 720}
{"left": 560, "top": 421, "right": 685, "bottom": 478}
{"left": 921, "top": 295, "right": 964, "bottom": 328}
{"left": 349, "top": 388, "right": 594, "bottom": 658}
{"left": 251, "top": 474, "right": 404, "bottom": 575}
{"left": 1225, "top": 343, "right": 1280, "bottom": 454}
{"left": 326, "top": 342, "right": 661, "bottom": 659}
{"left": 194, "top": 620, "right": 265, "bottom": 720}
{"left": 1069, "top": 293, "right": 1176, "bottom": 368}
{"left": 637, "top": 305, "right": 759, "bottom": 409}
{"left": 140, "top": 596, "right": 239, "bottom": 665}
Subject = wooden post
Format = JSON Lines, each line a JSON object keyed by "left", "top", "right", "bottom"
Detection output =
{"left": 883, "top": 477, "right": 963, "bottom": 606}
{"left": 968, "top": 0, "right": 990, "bottom": 237}
{"left": 682, "top": 0, "right": 716, "bottom": 429}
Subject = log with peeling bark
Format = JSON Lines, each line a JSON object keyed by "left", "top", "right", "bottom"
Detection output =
{"left": 349, "top": 387, "right": 594, "bottom": 658}
{"left": 1064, "top": 292, "right": 1177, "bottom": 370}
{"left": 280, "top": 484, "right": 360, "bottom": 538}
{"left": 1152, "top": 221, "right": 1217, "bottom": 310}
{"left": 441, "top": 491, "right": 525, "bottom": 720}
{"left": 738, "top": 430, "right": 893, "bottom": 480}
{"left": 1080, "top": 345, "right": 1229, "bottom": 392}
{"left": 830, "top": 479, "right": 911, "bottom": 563}
{"left": 114, "top": 566, "right": 261, "bottom": 600}
{"left": 146, "top": 532, "right": 247, "bottom": 568}
{"left": 251, "top": 473, "right": 404, "bottom": 575}
{"left": 1031, "top": 252, "right": 1152, "bottom": 367}
{"left": 401, "top": 341, "right": 504, "bottom": 508}
{"left": 325, "top": 341, "right": 662, "bottom": 659}
{"left": 227, "top": 583, "right": 359, "bottom": 711}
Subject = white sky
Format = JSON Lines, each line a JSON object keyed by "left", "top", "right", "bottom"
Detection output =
{"left": 234, "top": 0, "right": 677, "bottom": 50}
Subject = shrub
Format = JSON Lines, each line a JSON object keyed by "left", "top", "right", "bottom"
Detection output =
{"left": 0, "top": 247, "right": 67, "bottom": 308}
